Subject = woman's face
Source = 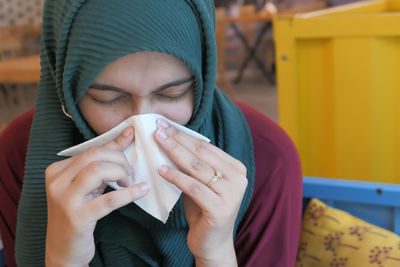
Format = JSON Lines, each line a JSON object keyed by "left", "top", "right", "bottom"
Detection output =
{"left": 78, "top": 51, "right": 194, "bottom": 134}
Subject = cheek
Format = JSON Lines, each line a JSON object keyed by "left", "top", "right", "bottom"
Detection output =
{"left": 160, "top": 93, "right": 194, "bottom": 125}
{"left": 162, "top": 103, "right": 193, "bottom": 125}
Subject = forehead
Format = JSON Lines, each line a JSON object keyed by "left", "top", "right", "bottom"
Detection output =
{"left": 97, "top": 51, "right": 190, "bottom": 78}
{"left": 93, "top": 51, "right": 193, "bottom": 93}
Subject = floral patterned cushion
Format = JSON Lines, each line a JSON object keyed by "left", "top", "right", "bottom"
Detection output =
{"left": 296, "top": 198, "right": 400, "bottom": 267}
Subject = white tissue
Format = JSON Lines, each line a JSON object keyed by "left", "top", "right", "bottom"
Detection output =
{"left": 58, "top": 113, "right": 210, "bottom": 223}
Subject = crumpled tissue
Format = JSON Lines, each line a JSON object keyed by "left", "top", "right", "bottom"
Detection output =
{"left": 58, "top": 113, "right": 210, "bottom": 223}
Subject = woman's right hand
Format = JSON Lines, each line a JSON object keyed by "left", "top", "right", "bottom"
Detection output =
{"left": 45, "top": 126, "right": 150, "bottom": 267}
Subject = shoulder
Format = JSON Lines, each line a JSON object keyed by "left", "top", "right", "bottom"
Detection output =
{"left": 235, "top": 101, "right": 303, "bottom": 218}
{"left": 234, "top": 102, "right": 303, "bottom": 266}
{"left": 0, "top": 110, "right": 34, "bottom": 267}
{"left": 234, "top": 101, "right": 301, "bottom": 175}
{"left": 0, "top": 109, "right": 34, "bottom": 182}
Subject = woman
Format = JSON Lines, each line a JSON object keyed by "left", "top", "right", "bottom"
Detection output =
{"left": 0, "top": 0, "right": 302, "bottom": 266}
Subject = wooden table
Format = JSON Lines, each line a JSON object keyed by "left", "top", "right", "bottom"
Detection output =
{"left": 223, "top": 11, "right": 275, "bottom": 84}
{"left": 0, "top": 54, "right": 40, "bottom": 83}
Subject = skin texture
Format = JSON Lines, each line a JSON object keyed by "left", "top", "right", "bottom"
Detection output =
{"left": 78, "top": 52, "right": 195, "bottom": 133}
{"left": 45, "top": 51, "right": 247, "bottom": 267}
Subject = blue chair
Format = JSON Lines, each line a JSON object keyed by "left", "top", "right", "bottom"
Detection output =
{"left": 303, "top": 176, "right": 400, "bottom": 235}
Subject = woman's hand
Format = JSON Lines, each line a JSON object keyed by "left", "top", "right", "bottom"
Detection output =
{"left": 45, "top": 127, "right": 150, "bottom": 267}
{"left": 154, "top": 119, "right": 248, "bottom": 267}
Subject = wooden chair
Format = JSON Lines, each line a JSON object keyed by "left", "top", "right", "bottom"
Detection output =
{"left": 215, "top": 7, "right": 235, "bottom": 98}
{"left": 0, "top": 34, "right": 24, "bottom": 60}
{"left": 0, "top": 83, "right": 32, "bottom": 126}
{"left": 0, "top": 25, "right": 42, "bottom": 59}
{"left": 0, "top": 26, "right": 40, "bottom": 126}
{"left": 0, "top": 35, "right": 23, "bottom": 124}
{"left": 0, "top": 25, "right": 42, "bottom": 39}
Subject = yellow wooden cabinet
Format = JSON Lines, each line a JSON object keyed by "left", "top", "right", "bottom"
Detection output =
{"left": 274, "top": 0, "right": 400, "bottom": 183}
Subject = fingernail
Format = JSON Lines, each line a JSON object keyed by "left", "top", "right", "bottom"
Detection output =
{"left": 159, "top": 165, "right": 169, "bottom": 174}
{"left": 118, "top": 179, "right": 129, "bottom": 188}
{"left": 156, "top": 128, "right": 168, "bottom": 140}
{"left": 123, "top": 127, "right": 132, "bottom": 137}
{"left": 141, "top": 183, "right": 150, "bottom": 192}
{"left": 159, "top": 119, "right": 170, "bottom": 128}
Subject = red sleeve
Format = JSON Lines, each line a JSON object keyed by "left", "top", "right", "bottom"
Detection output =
{"left": 234, "top": 102, "right": 303, "bottom": 267}
{"left": 0, "top": 109, "right": 34, "bottom": 267}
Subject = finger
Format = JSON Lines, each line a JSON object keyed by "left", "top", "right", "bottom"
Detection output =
{"left": 45, "top": 156, "right": 80, "bottom": 197}
{"left": 60, "top": 147, "right": 132, "bottom": 185}
{"left": 51, "top": 126, "right": 134, "bottom": 182}
{"left": 158, "top": 165, "right": 220, "bottom": 211}
{"left": 103, "top": 126, "right": 135, "bottom": 151}
{"left": 69, "top": 161, "right": 131, "bottom": 198}
{"left": 154, "top": 127, "right": 224, "bottom": 189}
{"left": 157, "top": 120, "right": 244, "bottom": 177}
{"left": 159, "top": 119, "right": 237, "bottom": 164}
{"left": 83, "top": 182, "right": 150, "bottom": 222}
{"left": 45, "top": 156, "right": 75, "bottom": 183}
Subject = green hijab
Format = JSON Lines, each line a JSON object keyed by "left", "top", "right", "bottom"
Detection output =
{"left": 16, "top": 0, "right": 255, "bottom": 266}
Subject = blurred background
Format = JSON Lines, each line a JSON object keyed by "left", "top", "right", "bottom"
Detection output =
{"left": 0, "top": 0, "right": 364, "bottom": 130}
{"left": 2, "top": 0, "right": 400, "bottom": 266}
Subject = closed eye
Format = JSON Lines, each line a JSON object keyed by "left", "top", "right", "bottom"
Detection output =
{"left": 156, "top": 84, "right": 192, "bottom": 101}
{"left": 86, "top": 77, "right": 194, "bottom": 104}
{"left": 89, "top": 95, "right": 128, "bottom": 105}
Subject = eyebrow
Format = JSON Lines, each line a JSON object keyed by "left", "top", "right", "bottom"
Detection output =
{"left": 89, "top": 76, "right": 194, "bottom": 93}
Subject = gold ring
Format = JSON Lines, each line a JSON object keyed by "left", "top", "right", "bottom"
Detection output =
{"left": 206, "top": 169, "right": 222, "bottom": 187}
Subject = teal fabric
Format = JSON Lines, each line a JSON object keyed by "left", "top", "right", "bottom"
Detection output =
{"left": 16, "top": 0, "right": 255, "bottom": 266}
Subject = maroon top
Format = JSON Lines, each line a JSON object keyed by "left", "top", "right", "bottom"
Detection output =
{"left": 0, "top": 103, "right": 302, "bottom": 267}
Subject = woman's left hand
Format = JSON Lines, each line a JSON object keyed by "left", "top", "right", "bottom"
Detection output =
{"left": 154, "top": 119, "right": 248, "bottom": 267}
